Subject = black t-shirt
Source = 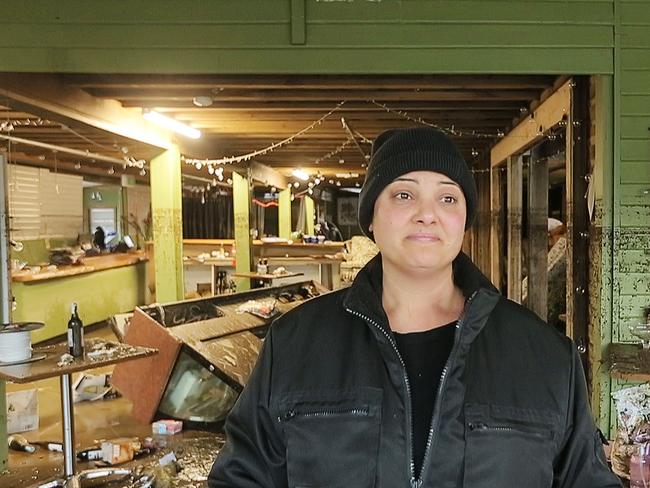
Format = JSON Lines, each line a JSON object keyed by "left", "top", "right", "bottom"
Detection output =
{"left": 394, "top": 321, "right": 456, "bottom": 478}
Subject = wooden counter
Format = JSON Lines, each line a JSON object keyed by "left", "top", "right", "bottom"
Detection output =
{"left": 12, "top": 252, "right": 149, "bottom": 343}
{"left": 12, "top": 252, "right": 147, "bottom": 283}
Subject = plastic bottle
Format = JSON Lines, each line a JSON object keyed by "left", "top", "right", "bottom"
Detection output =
{"left": 8, "top": 434, "right": 36, "bottom": 453}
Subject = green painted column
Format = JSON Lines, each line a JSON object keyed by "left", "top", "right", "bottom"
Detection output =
{"left": 150, "top": 146, "right": 184, "bottom": 303}
{"left": 233, "top": 171, "right": 252, "bottom": 291}
{"left": 304, "top": 195, "right": 315, "bottom": 235}
{"left": 278, "top": 188, "right": 292, "bottom": 239}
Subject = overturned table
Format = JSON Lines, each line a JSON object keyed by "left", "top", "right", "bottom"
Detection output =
{"left": 0, "top": 338, "right": 157, "bottom": 487}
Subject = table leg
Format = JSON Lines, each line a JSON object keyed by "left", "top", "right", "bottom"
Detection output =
{"left": 60, "top": 373, "right": 76, "bottom": 477}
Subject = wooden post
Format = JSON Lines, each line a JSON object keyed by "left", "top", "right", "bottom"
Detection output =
{"left": 150, "top": 146, "right": 184, "bottom": 303}
{"left": 528, "top": 146, "right": 549, "bottom": 321}
{"left": 507, "top": 155, "right": 523, "bottom": 302}
{"left": 567, "top": 77, "right": 590, "bottom": 368}
{"left": 490, "top": 166, "right": 503, "bottom": 290}
{"left": 233, "top": 170, "right": 253, "bottom": 291}
{"left": 278, "top": 188, "right": 292, "bottom": 239}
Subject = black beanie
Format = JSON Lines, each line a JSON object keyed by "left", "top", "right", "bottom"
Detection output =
{"left": 358, "top": 127, "right": 477, "bottom": 238}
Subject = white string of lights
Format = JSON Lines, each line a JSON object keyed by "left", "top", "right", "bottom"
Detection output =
{"left": 182, "top": 100, "right": 348, "bottom": 169}
{"left": 370, "top": 100, "right": 506, "bottom": 139}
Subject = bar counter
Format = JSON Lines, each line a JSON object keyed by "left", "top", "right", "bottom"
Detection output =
{"left": 11, "top": 252, "right": 148, "bottom": 343}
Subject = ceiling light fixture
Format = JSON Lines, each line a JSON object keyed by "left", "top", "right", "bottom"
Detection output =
{"left": 143, "top": 110, "right": 201, "bottom": 139}
{"left": 192, "top": 96, "right": 214, "bottom": 107}
{"left": 292, "top": 169, "right": 310, "bottom": 181}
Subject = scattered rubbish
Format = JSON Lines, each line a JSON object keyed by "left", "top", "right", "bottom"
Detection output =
{"left": 8, "top": 434, "right": 36, "bottom": 453}
{"left": 236, "top": 298, "right": 278, "bottom": 319}
{"left": 101, "top": 437, "right": 142, "bottom": 465}
{"left": 6, "top": 389, "right": 39, "bottom": 434}
{"left": 32, "top": 441, "right": 63, "bottom": 453}
{"left": 152, "top": 420, "right": 183, "bottom": 436}
{"left": 57, "top": 353, "right": 74, "bottom": 366}
{"left": 158, "top": 451, "right": 177, "bottom": 466}
{"left": 73, "top": 373, "right": 119, "bottom": 403}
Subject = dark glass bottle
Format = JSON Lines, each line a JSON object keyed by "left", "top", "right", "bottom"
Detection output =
{"left": 67, "top": 302, "right": 84, "bottom": 358}
{"left": 76, "top": 447, "right": 103, "bottom": 461}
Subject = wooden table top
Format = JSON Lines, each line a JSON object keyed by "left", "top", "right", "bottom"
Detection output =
{"left": 234, "top": 271, "right": 304, "bottom": 280}
{"left": 0, "top": 338, "right": 157, "bottom": 383}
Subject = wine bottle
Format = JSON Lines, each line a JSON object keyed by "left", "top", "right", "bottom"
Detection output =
{"left": 67, "top": 302, "right": 84, "bottom": 358}
{"left": 76, "top": 447, "right": 103, "bottom": 461}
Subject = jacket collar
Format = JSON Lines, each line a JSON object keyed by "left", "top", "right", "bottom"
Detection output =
{"left": 342, "top": 251, "right": 499, "bottom": 331}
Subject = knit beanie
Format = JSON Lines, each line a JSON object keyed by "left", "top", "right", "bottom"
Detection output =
{"left": 358, "top": 127, "right": 477, "bottom": 238}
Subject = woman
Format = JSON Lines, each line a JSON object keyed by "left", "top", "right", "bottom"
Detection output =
{"left": 209, "top": 127, "right": 620, "bottom": 487}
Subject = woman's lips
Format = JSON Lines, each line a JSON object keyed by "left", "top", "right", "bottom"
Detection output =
{"left": 406, "top": 233, "right": 440, "bottom": 242}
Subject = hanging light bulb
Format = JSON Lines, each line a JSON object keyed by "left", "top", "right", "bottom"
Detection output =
{"left": 308, "top": 188, "right": 313, "bottom": 195}
{"left": 218, "top": 174, "right": 223, "bottom": 181}
{"left": 293, "top": 181, "right": 300, "bottom": 188}
{"left": 212, "top": 178, "right": 217, "bottom": 186}
{"left": 140, "top": 168, "right": 146, "bottom": 176}
{"left": 227, "top": 178, "right": 233, "bottom": 185}
{"left": 208, "top": 165, "right": 215, "bottom": 175}
{"left": 336, "top": 181, "right": 341, "bottom": 187}
{"left": 339, "top": 158, "right": 345, "bottom": 164}
{"left": 290, "top": 194, "right": 295, "bottom": 201}
{"left": 195, "top": 162, "right": 202, "bottom": 170}
{"left": 271, "top": 186, "right": 277, "bottom": 193}
{"left": 308, "top": 182, "right": 314, "bottom": 189}
{"left": 108, "top": 166, "right": 115, "bottom": 175}
{"left": 329, "top": 179, "right": 334, "bottom": 185}
{"left": 201, "top": 193, "right": 206, "bottom": 204}
{"left": 314, "top": 178, "right": 321, "bottom": 185}
{"left": 74, "top": 162, "right": 81, "bottom": 170}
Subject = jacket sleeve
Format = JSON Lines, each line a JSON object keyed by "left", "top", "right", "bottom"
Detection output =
{"left": 552, "top": 344, "right": 622, "bottom": 488}
{"left": 208, "top": 325, "right": 287, "bottom": 488}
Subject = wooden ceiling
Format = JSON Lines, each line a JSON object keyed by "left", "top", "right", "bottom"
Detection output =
{"left": 0, "top": 74, "right": 561, "bottom": 187}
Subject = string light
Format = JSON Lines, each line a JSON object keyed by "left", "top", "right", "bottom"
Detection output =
{"left": 370, "top": 100, "right": 503, "bottom": 139}
{"left": 182, "top": 100, "right": 347, "bottom": 167}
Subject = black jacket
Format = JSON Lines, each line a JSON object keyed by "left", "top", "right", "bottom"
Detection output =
{"left": 209, "top": 253, "right": 621, "bottom": 488}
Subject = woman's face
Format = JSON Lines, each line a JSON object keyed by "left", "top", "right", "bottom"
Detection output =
{"left": 370, "top": 171, "right": 467, "bottom": 273}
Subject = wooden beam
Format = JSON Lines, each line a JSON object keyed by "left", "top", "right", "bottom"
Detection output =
{"left": 249, "top": 161, "right": 287, "bottom": 190}
{"left": 491, "top": 81, "right": 571, "bottom": 167}
{"left": 0, "top": 73, "right": 172, "bottom": 150}
{"left": 63, "top": 74, "right": 555, "bottom": 91}
{"left": 567, "top": 77, "right": 590, "bottom": 363}
{"left": 527, "top": 147, "right": 548, "bottom": 321}
{"left": 507, "top": 155, "right": 523, "bottom": 303}
{"left": 490, "top": 166, "right": 503, "bottom": 291}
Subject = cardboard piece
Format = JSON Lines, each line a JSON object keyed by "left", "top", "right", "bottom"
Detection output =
{"left": 6, "top": 389, "right": 38, "bottom": 434}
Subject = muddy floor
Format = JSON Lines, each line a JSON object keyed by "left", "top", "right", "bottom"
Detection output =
{"left": 2, "top": 326, "right": 227, "bottom": 487}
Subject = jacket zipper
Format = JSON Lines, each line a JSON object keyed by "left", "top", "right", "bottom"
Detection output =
{"left": 416, "top": 290, "right": 478, "bottom": 487}
{"left": 468, "top": 421, "right": 553, "bottom": 440}
{"left": 346, "top": 290, "right": 479, "bottom": 488}
{"left": 344, "top": 307, "right": 418, "bottom": 488}
{"left": 279, "top": 407, "right": 369, "bottom": 422}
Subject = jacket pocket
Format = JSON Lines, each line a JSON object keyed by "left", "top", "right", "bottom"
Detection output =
{"left": 278, "top": 387, "right": 382, "bottom": 488}
{"left": 463, "top": 403, "right": 558, "bottom": 488}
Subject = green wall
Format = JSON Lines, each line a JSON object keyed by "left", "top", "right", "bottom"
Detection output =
{"left": 13, "top": 262, "right": 147, "bottom": 343}
{"left": 0, "top": 0, "right": 613, "bottom": 74}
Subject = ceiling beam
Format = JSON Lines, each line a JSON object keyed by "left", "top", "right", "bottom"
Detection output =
{"left": 63, "top": 74, "right": 554, "bottom": 90}
{"left": 490, "top": 81, "right": 571, "bottom": 167}
{"left": 0, "top": 73, "right": 174, "bottom": 151}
